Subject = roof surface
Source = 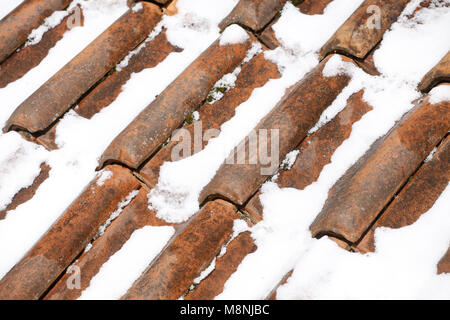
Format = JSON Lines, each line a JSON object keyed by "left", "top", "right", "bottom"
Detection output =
{"left": 0, "top": 0, "right": 448, "bottom": 300}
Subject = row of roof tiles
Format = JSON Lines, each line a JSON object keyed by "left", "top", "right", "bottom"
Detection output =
{"left": 0, "top": 0, "right": 448, "bottom": 299}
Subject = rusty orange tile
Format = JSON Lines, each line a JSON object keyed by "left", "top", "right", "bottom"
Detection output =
{"left": 0, "top": 163, "right": 50, "bottom": 220}
{"left": 44, "top": 185, "right": 182, "bottom": 300}
{"left": 185, "top": 231, "right": 257, "bottom": 300}
{"left": 437, "top": 248, "right": 450, "bottom": 275}
{"left": 35, "top": 30, "right": 180, "bottom": 151}
{"left": 279, "top": 90, "right": 373, "bottom": 190}
{"left": 34, "top": 126, "right": 58, "bottom": 151}
{"left": 164, "top": 0, "right": 178, "bottom": 16}
{"left": 98, "top": 32, "right": 254, "bottom": 170}
{"left": 355, "top": 135, "right": 449, "bottom": 253}
{"left": 199, "top": 54, "right": 352, "bottom": 207}
{"left": 266, "top": 270, "right": 292, "bottom": 300}
{"left": 0, "top": 6, "right": 84, "bottom": 89}
{"left": 137, "top": 52, "right": 281, "bottom": 187}
{"left": 121, "top": 200, "right": 240, "bottom": 300}
{"left": 418, "top": 51, "right": 450, "bottom": 92}
{"left": 351, "top": 43, "right": 381, "bottom": 76}
{"left": 219, "top": 0, "right": 286, "bottom": 32}
{"left": 0, "top": 165, "right": 141, "bottom": 300}
{"left": 319, "top": 0, "right": 410, "bottom": 60}
{"left": 310, "top": 91, "right": 450, "bottom": 244}
{"left": 75, "top": 30, "right": 180, "bottom": 120}
{"left": 4, "top": 3, "right": 162, "bottom": 134}
{"left": 0, "top": 0, "right": 72, "bottom": 63}
{"left": 297, "top": 0, "right": 334, "bottom": 14}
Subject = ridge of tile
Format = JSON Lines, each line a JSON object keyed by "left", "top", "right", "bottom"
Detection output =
{"left": 0, "top": 5, "right": 84, "bottom": 89}
{"left": 418, "top": 51, "right": 450, "bottom": 93}
{"left": 219, "top": 0, "right": 287, "bottom": 32}
{"left": 3, "top": 2, "right": 162, "bottom": 134}
{"left": 310, "top": 91, "right": 450, "bottom": 243}
{"left": 355, "top": 134, "right": 449, "bottom": 253}
{"left": 0, "top": 0, "right": 72, "bottom": 63}
{"left": 36, "top": 29, "right": 180, "bottom": 150}
{"left": 319, "top": 0, "right": 410, "bottom": 60}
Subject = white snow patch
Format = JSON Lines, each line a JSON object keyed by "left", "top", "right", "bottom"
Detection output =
{"left": 131, "top": 2, "right": 143, "bottom": 12}
{"left": 116, "top": 20, "right": 164, "bottom": 72}
{"left": 163, "top": 0, "right": 238, "bottom": 50}
{"left": 0, "top": 132, "right": 48, "bottom": 211}
{"left": 79, "top": 226, "right": 175, "bottom": 300}
{"left": 25, "top": 10, "right": 70, "bottom": 47}
{"left": 219, "top": 24, "right": 249, "bottom": 46}
{"left": 84, "top": 242, "right": 93, "bottom": 253}
{"left": 95, "top": 169, "right": 113, "bottom": 186}
{"left": 192, "top": 111, "right": 200, "bottom": 121}
{"left": 281, "top": 150, "right": 300, "bottom": 171}
{"left": 0, "top": 0, "right": 23, "bottom": 20}
{"left": 276, "top": 184, "right": 450, "bottom": 299}
{"left": 374, "top": 0, "right": 450, "bottom": 84}
{"left": 429, "top": 84, "right": 450, "bottom": 104}
{"left": 193, "top": 258, "right": 216, "bottom": 285}
{"left": 94, "top": 190, "right": 139, "bottom": 240}
{"left": 424, "top": 146, "right": 438, "bottom": 162}
{"left": 272, "top": 0, "right": 364, "bottom": 56}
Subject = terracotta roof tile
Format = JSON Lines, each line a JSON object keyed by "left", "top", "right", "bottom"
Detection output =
{"left": 355, "top": 133, "right": 449, "bottom": 253}
{"left": 418, "top": 51, "right": 450, "bottom": 92}
{"left": 121, "top": 199, "right": 240, "bottom": 300}
{"left": 320, "top": 0, "right": 410, "bottom": 60}
{"left": 219, "top": 0, "right": 286, "bottom": 32}
{"left": 4, "top": 3, "right": 161, "bottom": 134}
{"left": 45, "top": 186, "right": 180, "bottom": 300}
{"left": 0, "top": 0, "right": 72, "bottom": 63}
{"left": 0, "top": 0, "right": 448, "bottom": 300}
{"left": 185, "top": 231, "right": 257, "bottom": 300}
{"left": 310, "top": 91, "right": 449, "bottom": 243}
{"left": 35, "top": 29, "right": 180, "bottom": 150}
{"left": 245, "top": 89, "right": 373, "bottom": 223}
{"left": 0, "top": 6, "right": 83, "bottom": 89}
{"left": 137, "top": 51, "right": 281, "bottom": 187}
{"left": 199, "top": 54, "right": 352, "bottom": 207}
